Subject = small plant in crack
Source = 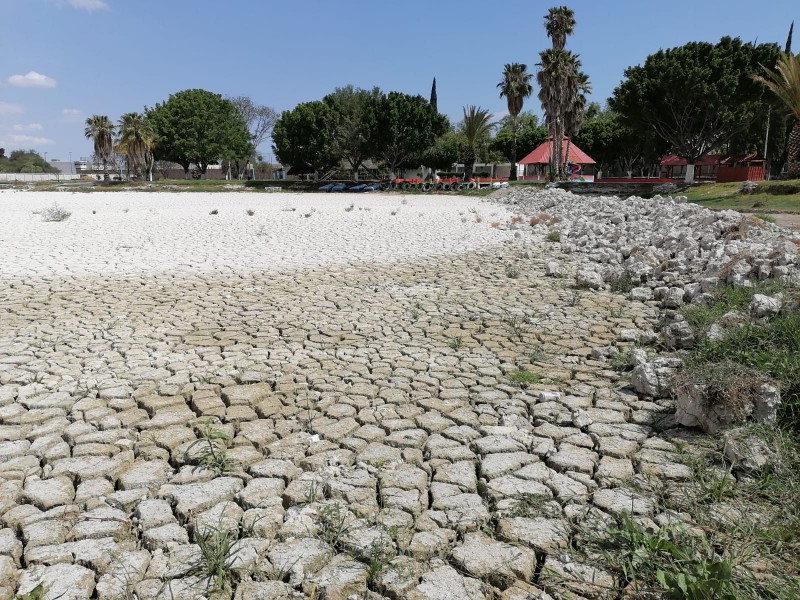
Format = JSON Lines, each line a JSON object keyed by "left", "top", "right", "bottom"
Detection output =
{"left": 507, "top": 369, "right": 542, "bottom": 387}
{"left": 303, "top": 479, "right": 326, "bottom": 504}
{"left": 525, "top": 345, "right": 546, "bottom": 363}
{"left": 508, "top": 494, "right": 551, "bottom": 518}
{"left": 185, "top": 419, "right": 237, "bottom": 475}
{"left": 502, "top": 310, "right": 527, "bottom": 341}
{"left": 245, "top": 208, "right": 255, "bottom": 216}
{"left": 187, "top": 521, "right": 241, "bottom": 593}
{"left": 365, "top": 536, "right": 397, "bottom": 590}
{"left": 316, "top": 502, "right": 352, "bottom": 550}
{"left": 448, "top": 336, "right": 464, "bottom": 350}
{"left": 505, "top": 264, "right": 520, "bottom": 279}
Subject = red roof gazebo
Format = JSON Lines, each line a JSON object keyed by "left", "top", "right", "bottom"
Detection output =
{"left": 518, "top": 137, "right": 596, "bottom": 181}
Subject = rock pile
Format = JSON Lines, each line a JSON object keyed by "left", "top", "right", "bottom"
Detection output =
{"left": 502, "top": 187, "right": 799, "bottom": 296}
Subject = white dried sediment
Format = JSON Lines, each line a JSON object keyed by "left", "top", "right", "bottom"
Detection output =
{"left": 0, "top": 191, "right": 515, "bottom": 278}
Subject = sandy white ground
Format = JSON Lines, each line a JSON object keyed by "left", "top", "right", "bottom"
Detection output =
{"left": 0, "top": 192, "right": 516, "bottom": 278}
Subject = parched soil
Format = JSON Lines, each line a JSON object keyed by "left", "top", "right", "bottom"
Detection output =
{"left": 0, "top": 192, "right": 783, "bottom": 599}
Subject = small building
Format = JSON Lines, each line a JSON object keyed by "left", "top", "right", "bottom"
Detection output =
{"left": 518, "top": 137, "right": 596, "bottom": 181}
{"left": 716, "top": 153, "right": 765, "bottom": 183}
{"left": 659, "top": 153, "right": 766, "bottom": 182}
{"left": 659, "top": 155, "right": 721, "bottom": 180}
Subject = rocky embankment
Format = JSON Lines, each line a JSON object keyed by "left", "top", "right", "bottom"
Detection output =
{"left": 0, "top": 190, "right": 797, "bottom": 600}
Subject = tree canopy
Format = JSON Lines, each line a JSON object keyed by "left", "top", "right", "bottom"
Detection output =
{"left": 272, "top": 101, "right": 339, "bottom": 175}
{"left": 0, "top": 149, "right": 59, "bottom": 174}
{"left": 84, "top": 115, "right": 115, "bottom": 176}
{"left": 610, "top": 37, "right": 781, "bottom": 180}
{"left": 324, "top": 86, "right": 382, "bottom": 179}
{"left": 374, "top": 92, "right": 449, "bottom": 174}
{"left": 490, "top": 113, "right": 548, "bottom": 164}
{"left": 147, "top": 89, "right": 253, "bottom": 176}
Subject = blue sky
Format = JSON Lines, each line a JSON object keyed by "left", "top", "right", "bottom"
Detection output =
{"left": 0, "top": 0, "right": 796, "bottom": 163}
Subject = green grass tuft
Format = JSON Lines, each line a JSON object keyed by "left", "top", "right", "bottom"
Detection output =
{"left": 507, "top": 369, "right": 542, "bottom": 386}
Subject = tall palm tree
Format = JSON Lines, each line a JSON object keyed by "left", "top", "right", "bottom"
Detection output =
{"left": 118, "top": 112, "right": 156, "bottom": 181}
{"left": 537, "top": 6, "right": 588, "bottom": 179}
{"left": 754, "top": 52, "right": 800, "bottom": 178}
{"left": 84, "top": 115, "right": 115, "bottom": 180}
{"left": 498, "top": 63, "right": 533, "bottom": 180}
{"left": 460, "top": 106, "right": 494, "bottom": 181}
{"left": 537, "top": 48, "right": 581, "bottom": 176}
{"left": 545, "top": 6, "right": 576, "bottom": 50}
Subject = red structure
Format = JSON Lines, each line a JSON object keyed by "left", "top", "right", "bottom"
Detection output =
{"left": 716, "top": 153, "right": 765, "bottom": 182}
{"left": 518, "top": 137, "right": 596, "bottom": 181}
{"left": 660, "top": 155, "right": 721, "bottom": 180}
{"left": 660, "top": 153, "right": 765, "bottom": 182}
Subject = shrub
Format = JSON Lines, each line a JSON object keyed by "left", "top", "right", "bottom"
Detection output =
{"left": 547, "top": 230, "right": 561, "bottom": 242}
{"left": 40, "top": 203, "right": 71, "bottom": 222}
{"left": 608, "top": 272, "right": 635, "bottom": 294}
{"left": 681, "top": 281, "right": 800, "bottom": 427}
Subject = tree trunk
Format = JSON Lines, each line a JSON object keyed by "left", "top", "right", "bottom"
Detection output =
{"left": 509, "top": 115, "right": 518, "bottom": 181}
{"left": 787, "top": 121, "right": 800, "bottom": 179}
{"left": 463, "top": 147, "right": 476, "bottom": 181}
{"left": 564, "top": 138, "right": 572, "bottom": 180}
{"left": 684, "top": 163, "right": 695, "bottom": 183}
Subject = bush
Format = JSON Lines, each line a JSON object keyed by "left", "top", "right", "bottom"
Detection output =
{"left": 685, "top": 285, "right": 800, "bottom": 427}
{"left": 39, "top": 203, "right": 71, "bottom": 222}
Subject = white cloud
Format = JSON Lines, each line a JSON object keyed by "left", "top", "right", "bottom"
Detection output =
{"left": 1, "top": 135, "right": 56, "bottom": 146}
{"left": 61, "top": 108, "right": 84, "bottom": 123}
{"left": 66, "top": 0, "right": 109, "bottom": 11}
{"left": 8, "top": 71, "right": 57, "bottom": 88}
{"left": 0, "top": 102, "right": 24, "bottom": 116}
{"left": 13, "top": 123, "right": 43, "bottom": 132}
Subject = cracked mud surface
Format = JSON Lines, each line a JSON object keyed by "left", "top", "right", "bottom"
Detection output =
{"left": 0, "top": 192, "right": 708, "bottom": 600}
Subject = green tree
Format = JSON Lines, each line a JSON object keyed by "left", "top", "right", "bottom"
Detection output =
{"left": 84, "top": 115, "right": 115, "bottom": 179}
{"left": 610, "top": 37, "right": 781, "bottom": 182}
{"left": 545, "top": 5, "right": 576, "bottom": 50}
{"left": 537, "top": 6, "right": 589, "bottom": 178}
{"left": 420, "top": 130, "right": 463, "bottom": 172}
{"left": 147, "top": 89, "right": 253, "bottom": 178}
{"left": 374, "top": 92, "right": 448, "bottom": 176}
{"left": 324, "top": 85, "right": 382, "bottom": 180}
{"left": 430, "top": 77, "right": 438, "bottom": 113}
{"left": 490, "top": 113, "right": 548, "bottom": 166}
{"left": 117, "top": 112, "right": 156, "bottom": 181}
{"left": 497, "top": 63, "right": 534, "bottom": 180}
{"left": 459, "top": 105, "right": 494, "bottom": 181}
{"left": 753, "top": 52, "right": 800, "bottom": 178}
{"left": 272, "top": 101, "right": 339, "bottom": 177}
{"left": 0, "top": 150, "right": 59, "bottom": 174}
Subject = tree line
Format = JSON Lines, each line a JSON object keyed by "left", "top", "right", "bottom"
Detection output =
{"left": 79, "top": 7, "right": 799, "bottom": 183}
{"left": 274, "top": 6, "right": 800, "bottom": 183}
{"left": 84, "top": 90, "right": 276, "bottom": 180}
{"left": 0, "top": 148, "right": 60, "bottom": 174}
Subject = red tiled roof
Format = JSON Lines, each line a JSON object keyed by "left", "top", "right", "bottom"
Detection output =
{"left": 518, "top": 137, "right": 595, "bottom": 165}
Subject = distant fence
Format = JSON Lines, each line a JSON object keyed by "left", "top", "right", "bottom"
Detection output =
{"left": 0, "top": 173, "right": 81, "bottom": 182}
